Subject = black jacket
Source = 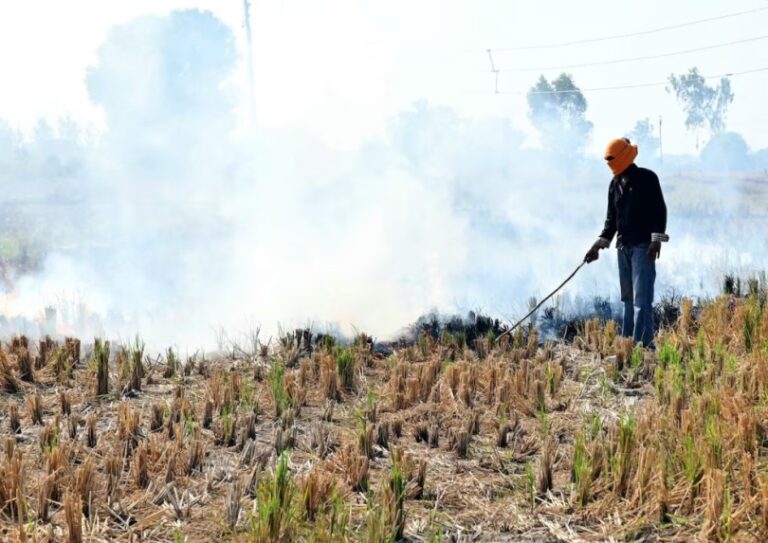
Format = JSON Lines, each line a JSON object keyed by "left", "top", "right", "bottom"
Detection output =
{"left": 598, "top": 164, "right": 667, "bottom": 246}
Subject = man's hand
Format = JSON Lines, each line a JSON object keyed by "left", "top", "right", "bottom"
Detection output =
{"left": 647, "top": 241, "right": 661, "bottom": 261}
{"left": 584, "top": 244, "right": 601, "bottom": 264}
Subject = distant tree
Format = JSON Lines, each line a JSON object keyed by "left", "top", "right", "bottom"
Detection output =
{"left": 628, "top": 118, "right": 659, "bottom": 161}
{"left": 390, "top": 99, "right": 524, "bottom": 173}
{"left": 0, "top": 118, "right": 86, "bottom": 184}
{"left": 754, "top": 148, "right": 768, "bottom": 171}
{"left": 527, "top": 74, "right": 592, "bottom": 154}
{"left": 86, "top": 9, "right": 238, "bottom": 163}
{"left": 0, "top": 121, "right": 22, "bottom": 174}
{"left": 667, "top": 67, "right": 734, "bottom": 141}
{"left": 700, "top": 132, "right": 750, "bottom": 171}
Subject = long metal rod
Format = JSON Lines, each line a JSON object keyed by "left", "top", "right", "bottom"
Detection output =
{"left": 495, "top": 261, "right": 586, "bottom": 342}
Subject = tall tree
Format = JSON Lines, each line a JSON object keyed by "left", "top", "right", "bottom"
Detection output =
{"left": 86, "top": 9, "right": 238, "bottom": 167}
{"left": 527, "top": 73, "right": 592, "bottom": 154}
{"left": 667, "top": 67, "right": 734, "bottom": 141}
{"left": 628, "top": 118, "right": 660, "bottom": 161}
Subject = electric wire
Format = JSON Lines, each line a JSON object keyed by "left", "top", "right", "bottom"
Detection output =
{"left": 493, "top": 34, "right": 768, "bottom": 73}
{"left": 491, "top": 66, "right": 768, "bottom": 95}
{"left": 489, "top": 5, "right": 768, "bottom": 51}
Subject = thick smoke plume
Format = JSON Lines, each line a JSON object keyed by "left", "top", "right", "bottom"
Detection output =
{"left": 1, "top": 9, "right": 767, "bottom": 349}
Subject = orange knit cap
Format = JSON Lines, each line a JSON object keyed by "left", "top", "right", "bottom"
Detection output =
{"left": 604, "top": 137, "right": 638, "bottom": 176}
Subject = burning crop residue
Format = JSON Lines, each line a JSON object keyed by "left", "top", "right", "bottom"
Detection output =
{"left": 0, "top": 285, "right": 766, "bottom": 541}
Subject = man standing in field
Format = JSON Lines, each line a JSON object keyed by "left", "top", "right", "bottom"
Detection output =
{"left": 584, "top": 137, "right": 668, "bottom": 347}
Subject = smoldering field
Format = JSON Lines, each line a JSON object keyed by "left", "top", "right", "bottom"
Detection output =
{"left": 1, "top": 9, "right": 766, "bottom": 350}
{"left": 4, "top": 9, "right": 768, "bottom": 543}
{"left": 3, "top": 273, "right": 768, "bottom": 542}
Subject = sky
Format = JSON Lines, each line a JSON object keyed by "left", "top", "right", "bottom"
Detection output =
{"left": 1, "top": 0, "right": 768, "bottom": 155}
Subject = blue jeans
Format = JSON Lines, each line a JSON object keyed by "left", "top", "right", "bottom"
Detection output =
{"left": 618, "top": 243, "right": 656, "bottom": 347}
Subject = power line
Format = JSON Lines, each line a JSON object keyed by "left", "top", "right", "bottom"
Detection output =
{"left": 493, "top": 34, "right": 768, "bottom": 73}
{"left": 488, "top": 66, "right": 768, "bottom": 95}
{"left": 489, "top": 5, "right": 768, "bottom": 51}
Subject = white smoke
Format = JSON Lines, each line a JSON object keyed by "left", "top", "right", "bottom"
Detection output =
{"left": 1, "top": 9, "right": 767, "bottom": 350}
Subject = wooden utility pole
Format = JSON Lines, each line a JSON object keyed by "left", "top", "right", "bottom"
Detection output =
{"left": 243, "top": 0, "right": 256, "bottom": 126}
